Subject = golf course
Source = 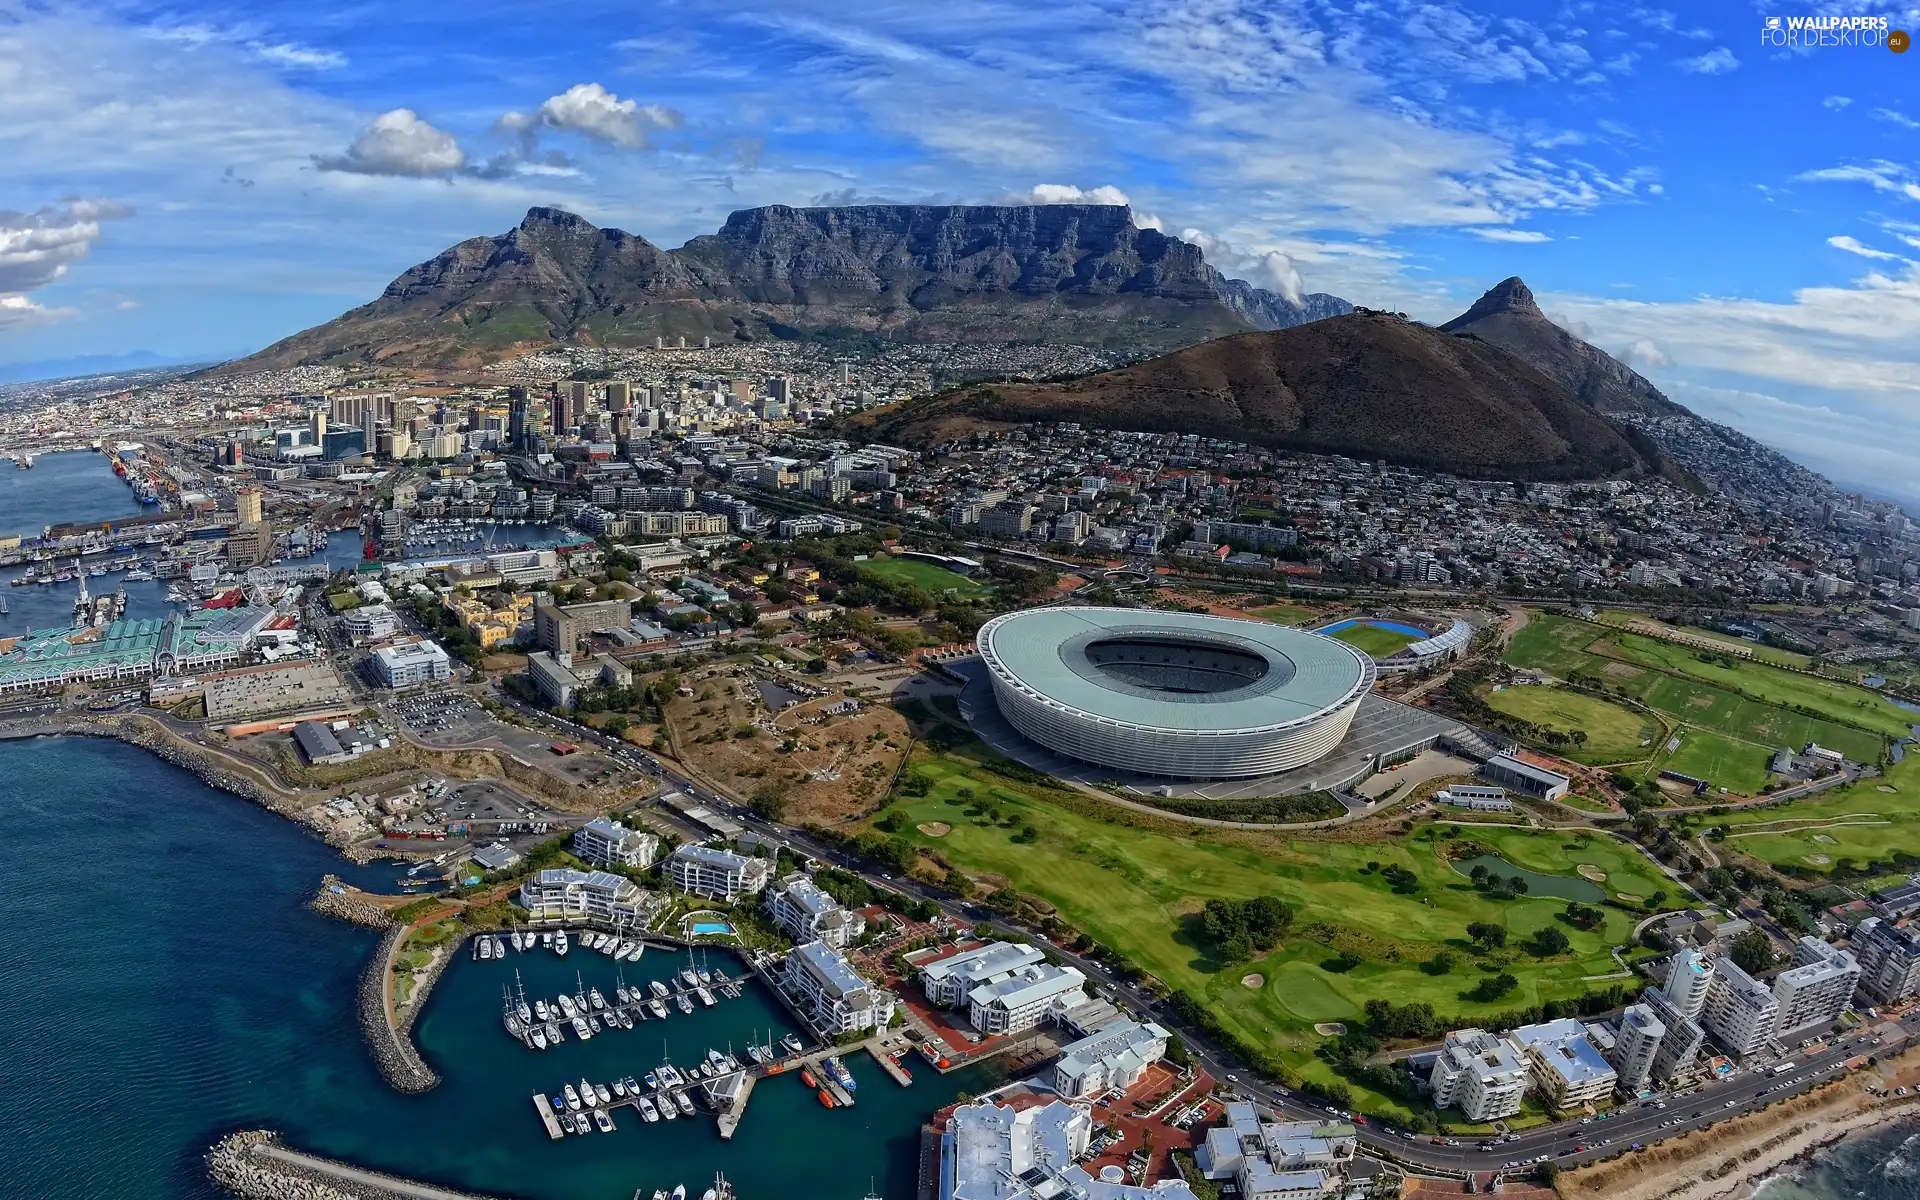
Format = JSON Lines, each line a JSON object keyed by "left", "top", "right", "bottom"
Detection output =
{"left": 885, "top": 732, "right": 1668, "bottom": 1121}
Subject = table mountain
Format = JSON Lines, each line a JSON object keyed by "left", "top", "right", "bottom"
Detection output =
{"left": 221, "top": 204, "right": 1350, "bottom": 372}
{"left": 855, "top": 308, "right": 1690, "bottom": 483}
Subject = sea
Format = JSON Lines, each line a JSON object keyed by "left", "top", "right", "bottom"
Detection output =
{"left": 0, "top": 737, "right": 988, "bottom": 1200}
{"left": 1755, "top": 1117, "right": 1920, "bottom": 1199}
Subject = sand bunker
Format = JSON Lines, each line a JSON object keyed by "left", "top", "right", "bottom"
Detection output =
{"left": 1616, "top": 893, "right": 1645, "bottom": 903}
{"left": 1314, "top": 1022, "right": 1348, "bottom": 1036}
{"left": 1805, "top": 854, "right": 1832, "bottom": 865}
{"left": 1812, "top": 834, "right": 1838, "bottom": 844}
{"left": 1880, "top": 785, "right": 1899, "bottom": 793}
{"left": 1576, "top": 864, "right": 1608, "bottom": 882}
{"left": 917, "top": 822, "right": 952, "bottom": 837}
{"left": 1241, "top": 974, "right": 1265, "bottom": 989}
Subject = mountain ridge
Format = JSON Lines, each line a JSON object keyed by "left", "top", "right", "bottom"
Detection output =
{"left": 218, "top": 204, "right": 1351, "bottom": 373}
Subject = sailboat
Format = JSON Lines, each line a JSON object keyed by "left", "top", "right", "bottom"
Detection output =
{"left": 514, "top": 972, "right": 533, "bottom": 1026}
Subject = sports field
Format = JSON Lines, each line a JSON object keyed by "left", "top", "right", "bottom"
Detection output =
{"left": 1505, "top": 614, "right": 1887, "bottom": 785}
{"left": 858, "top": 555, "right": 993, "bottom": 598}
{"left": 1248, "top": 603, "right": 1319, "bottom": 626}
{"left": 1327, "top": 621, "right": 1424, "bottom": 657}
{"left": 1655, "top": 728, "right": 1770, "bottom": 796}
{"left": 1481, "top": 684, "right": 1654, "bottom": 765}
{"left": 887, "top": 739, "right": 1665, "bottom": 1119}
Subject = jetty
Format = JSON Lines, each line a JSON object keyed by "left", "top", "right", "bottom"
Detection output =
{"left": 533, "top": 1094, "right": 564, "bottom": 1140}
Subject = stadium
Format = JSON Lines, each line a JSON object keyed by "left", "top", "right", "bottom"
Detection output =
{"left": 975, "top": 607, "right": 1376, "bottom": 779}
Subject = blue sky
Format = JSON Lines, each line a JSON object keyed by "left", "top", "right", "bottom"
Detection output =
{"left": 4, "top": 0, "right": 1920, "bottom": 497}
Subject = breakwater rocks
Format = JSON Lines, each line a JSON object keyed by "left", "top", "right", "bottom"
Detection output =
{"left": 312, "top": 876, "right": 396, "bottom": 929}
{"left": 208, "top": 1130, "right": 494, "bottom": 1200}
{"left": 359, "top": 925, "right": 441, "bottom": 1093}
{"left": 105, "top": 719, "right": 284, "bottom": 809}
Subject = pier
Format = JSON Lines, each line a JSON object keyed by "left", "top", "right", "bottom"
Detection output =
{"left": 532, "top": 1095, "right": 564, "bottom": 1140}
{"left": 715, "top": 1073, "right": 753, "bottom": 1140}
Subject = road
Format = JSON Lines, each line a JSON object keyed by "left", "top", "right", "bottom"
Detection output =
{"left": 476, "top": 688, "right": 1920, "bottom": 1177}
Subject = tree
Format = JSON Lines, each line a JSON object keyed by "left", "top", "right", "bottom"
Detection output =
{"left": 1423, "top": 950, "right": 1457, "bottom": 976}
{"left": 1467, "top": 922, "right": 1508, "bottom": 951}
{"left": 1729, "top": 928, "right": 1777, "bottom": 974}
{"left": 1531, "top": 926, "right": 1571, "bottom": 956}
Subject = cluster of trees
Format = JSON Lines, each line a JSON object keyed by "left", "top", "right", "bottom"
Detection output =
{"left": 1197, "top": 896, "right": 1295, "bottom": 963}
{"left": 1728, "top": 927, "right": 1777, "bottom": 974}
{"left": 1530, "top": 926, "right": 1570, "bottom": 956}
{"left": 1137, "top": 790, "right": 1344, "bottom": 824}
{"left": 1561, "top": 901, "right": 1606, "bottom": 930}
{"left": 1466, "top": 921, "right": 1508, "bottom": 951}
{"left": 1467, "top": 864, "right": 1531, "bottom": 899}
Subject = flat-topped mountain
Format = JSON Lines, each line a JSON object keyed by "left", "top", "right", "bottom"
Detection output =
{"left": 856, "top": 306, "right": 1691, "bottom": 483}
{"left": 220, "top": 204, "right": 1350, "bottom": 371}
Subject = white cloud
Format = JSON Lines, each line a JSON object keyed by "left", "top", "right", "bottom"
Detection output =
{"left": 0, "top": 294, "right": 74, "bottom": 328}
{"left": 1799, "top": 162, "right": 1920, "bottom": 203}
{"left": 315, "top": 110, "right": 467, "bottom": 177}
{"left": 500, "top": 83, "right": 682, "bottom": 149}
{"left": 1468, "top": 228, "right": 1552, "bottom": 243}
{"left": 1616, "top": 337, "right": 1670, "bottom": 368}
{"left": 1823, "top": 95, "right": 1853, "bottom": 110}
{"left": 993, "top": 184, "right": 1131, "bottom": 206}
{"left": 1675, "top": 47, "right": 1738, "bottom": 75}
{"left": 1873, "top": 108, "right": 1920, "bottom": 130}
{"left": 1178, "top": 227, "right": 1303, "bottom": 301}
{"left": 0, "top": 200, "right": 132, "bottom": 293}
{"left": 1828, "top": 235, "right": 1903, "bottom": 261}
{"left": 253, "top": 42, "right": 346, "bottom": 70}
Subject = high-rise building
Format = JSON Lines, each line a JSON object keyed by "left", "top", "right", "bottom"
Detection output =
{"left": 1773, "top": 937, "right": 1861, "bottom": 1038}
{"left": 507, "top": 394, "right": 528, "bottom": 452}
{"left": 1663, "top": 948, "right": 1715, "bottom": 1019}
{"left": 233, "top": 486, "right": 263, "bottom": 526}
{"left": 1428, "top": 1029, "right": 1528, "bottom": 1121}
{"left": 1702, "top": 958, "right": 1780, "bottom": 1057}
{"left": 1607, "top": 1004, "right": 1666, "bottom": 1096}
{"left": 310, "top": 411, "right": 327, "bottom": 444}
{"left": 605, "top": 380, "right": 631, "bottom": 412}
{"left": 1851, "top": 917, "right": 1920, "bottom": 1003}
{"left": 1642, "top": 987, "right": 1707, "bottom": 1084}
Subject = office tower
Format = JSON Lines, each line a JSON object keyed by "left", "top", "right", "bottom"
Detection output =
{"left": 234, "top": 486, "right": 263, "bottom": 526}
{"left": 605, "top": 381, "right": 631, "bottom": 412}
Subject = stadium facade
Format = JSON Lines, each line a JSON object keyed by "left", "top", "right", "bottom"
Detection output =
{"left": 975, "top": 607, "right": 1374, "bottom": 779}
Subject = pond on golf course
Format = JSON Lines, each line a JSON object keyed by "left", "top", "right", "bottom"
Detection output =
{"left": 1449, "top": 854, "right": 1606, "bottom": 902}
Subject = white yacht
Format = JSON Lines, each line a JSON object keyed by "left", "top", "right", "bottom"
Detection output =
{"left": 563, "top": 1084, "right": 582, "bottom": 1110}
{"left": 638, "top": 1096, "right": 661, "bottom": 1123}
{"left": 554, "top": 930, "right": 569, "bottom": 956}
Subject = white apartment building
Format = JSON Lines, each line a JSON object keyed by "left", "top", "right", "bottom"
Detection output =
{"left": 517, "top": 868, "right": 652, "bottom": 926}
{"left": 1509, "top": 1019, "right": 1618, "bottom": 1110}
{"left": 1051, "top": 1020, "right": 1170, "bottom": 1099}
{"left": 1607, "top": 1004, "right": 1667, "bottom": 1096}
{"left": 1773, "top": 937, "right": 1861, "bottom": 1038}
{"left": 783, "top": 940, "right": 894, "bottom": 1035}
{"left": 369, "top": 639, "right": 452, "bottom": 688}
{"left": 967, "top": 963, "right": 1087, "bottom": 1035}
{"left": 664, "top": 843, "right": 773, "bottom": 900}
{"left": 1195, "top": 1103, "right": 1354, "bottom": 1200}
{"left": 943, "top": 1098, "right": 1201, "bottom": 1200}
{"left": 1851, "top": 917, "right": 1920, "bottom": 1003}
{"left": 1642, "top": 987, "right": 1707, "bottom": 1084}
{"left": 921, "top": 941, "right": 1048, "bottom": 1008}
{"left": 571, "top": 817, "right": 659, "bottom": 869}
{"left": 1663, "top": 948, "right": 1715, "bottom": 1020}
{"left": 1702, "top": 958, "right": 1780, "bottom": 1057}
{"left": 763, "top": 872, "right": 865, "bottom": 949}
{"left": 1427, "top": 1029, "right": 1529, "bottom": 1121}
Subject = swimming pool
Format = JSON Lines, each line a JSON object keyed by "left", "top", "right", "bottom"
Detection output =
{"left": 1317, "top": 618, "right": 1430, "bottom": 639}
{"left": 689, "top": 921, "right": 735, "bottom": 936}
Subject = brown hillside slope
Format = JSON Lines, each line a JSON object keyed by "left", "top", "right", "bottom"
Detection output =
{"left": 860, "top": 310, "right": 1675, "bottom": 482}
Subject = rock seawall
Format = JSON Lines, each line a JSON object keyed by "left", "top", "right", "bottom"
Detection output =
{"left": 312, "top": 876, "right": 396, "bottom": 929}
{"left": 359, "top": 925, "right": 441, "bottom": 1093}
{"left": 207, "top": 1130, "right": 494, "bottom": 1200}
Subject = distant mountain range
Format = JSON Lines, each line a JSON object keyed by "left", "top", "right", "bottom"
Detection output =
{"left": 218, "top": 204, "right": 1351, "bottom": 372}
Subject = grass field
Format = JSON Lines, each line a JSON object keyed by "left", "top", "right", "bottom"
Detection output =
{"left": 1481, "top": 684, "right": 1655, "bottom": 765}
{"left": 1594, "top": 611, "right": 1812, "bottom": 669}
{"left": 888, "top": 738, "right": 1665, "bottom": 1119}
{"left": 859, "top": 555, "right": 993, "bottom": 599}
{"left": 1506, "top": 614, "right": 1887, "bottom": 785}
{"left": 1655, "top": 727, "right": 1770, "bottom": 795}
{"left": 1248, "top": 603, "right": 1319, "bottom": 626}
{"left": 1328, "top": 622, "right": 1424, "bottom": 657}
{"left": 1715, "top": 754, "right": 1920, "bottom": 876}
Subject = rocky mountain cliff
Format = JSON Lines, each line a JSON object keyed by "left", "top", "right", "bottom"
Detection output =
{"left": 222, "top": 204, "right": 1350, "bottom": 372}
{"left": 857, "top": 309, "right": 1690, "bottom": 484}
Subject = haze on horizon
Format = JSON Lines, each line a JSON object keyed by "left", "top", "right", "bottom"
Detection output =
{"left": 3, "top": 1, "right": 1919, "bottom": 502}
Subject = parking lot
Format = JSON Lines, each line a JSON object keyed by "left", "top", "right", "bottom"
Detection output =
{"left": 391, "top": 691, "right": 492, "bottom": 740}
{"left": 439, "top": 779, "right": 561, "bottom": 834}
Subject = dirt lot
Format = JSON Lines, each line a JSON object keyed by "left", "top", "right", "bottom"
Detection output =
{"left": 667, "top": 666, "right": 914, "bottom": 825}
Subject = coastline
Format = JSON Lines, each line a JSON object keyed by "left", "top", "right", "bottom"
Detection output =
{"left": 1558, "top": 1048, "right": 1920, "bottom": 1200}
{"left": 208, "top": 1130, "right": 501, "bottom": 1200}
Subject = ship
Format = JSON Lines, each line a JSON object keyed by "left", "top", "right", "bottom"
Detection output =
{"left": 826, "top": 1056, "right": 857, "bottom": 1092}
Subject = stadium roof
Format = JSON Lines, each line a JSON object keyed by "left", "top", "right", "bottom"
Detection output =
{"left": 979, "top": 607, "right": 1369, "bottom": 733}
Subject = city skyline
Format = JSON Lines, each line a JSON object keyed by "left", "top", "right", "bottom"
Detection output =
{"left": 4, "top": 2, "right": 1920, "bottom": 498}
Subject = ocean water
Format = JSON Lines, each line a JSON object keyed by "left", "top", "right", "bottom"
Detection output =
{"left": 0, "top": 737, "right": 985, "bottom": 1199}
{"left": 1756, "top": 1117, "right": 1920, "bottom": 1200}
{"left": 0, "top": 449, "right": 146, "bottom": 539}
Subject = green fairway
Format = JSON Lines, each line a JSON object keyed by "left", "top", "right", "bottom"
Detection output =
{"left": 1248, "top": 603, "right": 1319, "bottom": 626}
{"left": 1481, "top": 684, "right": 1655, "bottom": 765}
{"left": 1715, "top": 754, "right": 1920, "bottom": 876}
{"left": 887, "top": 740, "right": 1666, "bottom": 1119}
{"left": 1655, "top": 727, "right": 1770, "bottom": 795}
{"left": 858, "top": 555, "right": 993, "bottom": 598}
{"left": 1506, "top": 612, "right": 1611, "bottom": 677}
{"left": 1328, "top": 622, "right": 1423, "bottom": 657}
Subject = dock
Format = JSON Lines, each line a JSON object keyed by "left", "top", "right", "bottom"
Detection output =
{"left": 533, "top": 1094, "right": 564, "bottom": 1140}
{"left": 715, "top": 1072, "right": 754, "bottom": 1140}
{"left": 867, "top": 1042, "right": 914, "bottom": 1086}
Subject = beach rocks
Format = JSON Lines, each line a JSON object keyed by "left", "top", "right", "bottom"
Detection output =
{"left": 311, "top": 876, "right": 394, "bottom": 929}
{"left": 207, "top": 1130, "right": 492, "bottom": 1200}
{"left": 359, "top": 926, "right": 441, "bottom": 1093}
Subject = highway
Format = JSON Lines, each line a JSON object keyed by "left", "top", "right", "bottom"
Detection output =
{"left": 484, "top": 691, "right": 1916, "bottom": 1177}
